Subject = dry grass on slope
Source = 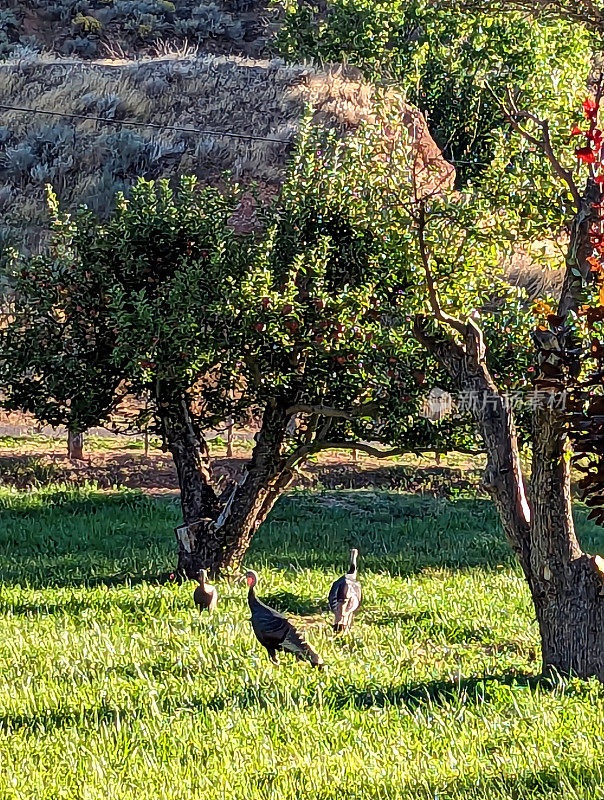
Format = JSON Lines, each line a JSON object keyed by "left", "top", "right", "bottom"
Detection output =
{"left": 0, "top": 53, "right": 454, "bottom": 249}
{"left": 0, "top": 55, "right": 373, "bottom": 247}
{"left": 0, "top": 51, "right": 557, "bottom": 296}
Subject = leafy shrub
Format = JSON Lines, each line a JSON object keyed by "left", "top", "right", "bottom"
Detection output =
{"left": 72, "top": 12, "right": 103, "bottom": 32}
{"left": 277, "top": 0, "right": 591, "bottom": 186}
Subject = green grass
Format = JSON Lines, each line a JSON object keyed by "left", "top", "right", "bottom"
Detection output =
{"left": 0, "top": 434, "right": 162, "bottom": 452}
{"left": 0, "top": 432, "right": 254, "bottom": 454}
{"left": 0, "top": 484, "right": 602, "bottom": 799}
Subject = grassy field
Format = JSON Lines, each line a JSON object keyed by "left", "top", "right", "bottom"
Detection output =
{"left": 0, "top": 484, "right": 602, "bottom": 799}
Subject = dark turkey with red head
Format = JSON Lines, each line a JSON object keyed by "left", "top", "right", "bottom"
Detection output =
{"left": 245, "top": 570, "right": 324, "bottom": 668}
{"left": 194, "top": 569, "right": 218, "bottom": 613}
{"left": 328, "top": 548, "right": 362, "bottom": 632}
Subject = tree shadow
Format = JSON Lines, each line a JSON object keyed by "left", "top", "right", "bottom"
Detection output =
{"left": 0, "top": 703, "right": 126, "bottom": 734}
{"left": 258, "top": 590, "right": 324, "bottom": 616}
{"left": 250, "top": 491, "right": 516, "bottom": 575}
{"left": 323, "top": 672, "right": 548, "bottom": 711}
{"left": 1, "top": 670, "right": 589, "bottom": 736}
{"left": 0, "top": 574, "right": 178, "bottom": 617}
{"left": 204, "top": 670, "right": 573, "bottom": 716}
{"left": 1, "top": 487, "right": 602, "bottom": 589}
{"left": 366, "top": 610, "right": 493, "bottom": 643}
{"left": 443, "top": 763, "right": 603, "bottom": 797}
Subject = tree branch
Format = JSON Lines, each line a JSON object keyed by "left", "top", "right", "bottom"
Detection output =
{"left": 285, "top": 401, "right": 380, "bottom": 419}
{"left": 282, "top": 439, "right": 410, "bottom": 470}
{"left": 486, "top": 84, "right": 582, "bottom": 211}
{"left": 417, "top": 204, "right": 467, "bottom": 336}
{"left": 312, "top": 441, "right": 409, "bottom": 458}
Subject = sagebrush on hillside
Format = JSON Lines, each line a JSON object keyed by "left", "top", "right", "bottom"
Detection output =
{"left": 0, "top": 55, "right": 378, "bottom": 248}
{"left": 0, "top": 0, "right": 272, "bottom": 60}
{"left": 0, "top": 53, "right": 454, "bottom": 250}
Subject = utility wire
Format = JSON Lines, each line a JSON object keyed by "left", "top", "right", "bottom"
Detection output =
{"left": 0, "top": 103, "right": 292, "bottom": 145}
{"left": 0, "top": 102, "right": 489, "bottom": 166}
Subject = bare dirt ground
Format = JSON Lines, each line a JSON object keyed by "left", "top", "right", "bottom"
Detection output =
{"left": 0, "top": 442, "right": 485, "bottom": 496}
{"left": 0, "top": 409, "right": 486, "bottom": 495}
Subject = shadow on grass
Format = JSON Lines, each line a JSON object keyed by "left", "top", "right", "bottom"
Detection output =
{"left": 250, "top": 493, "right": 518, "bottom": 576}
{"left": 258, "top": 591, "right": 324, "bottom": 616}
{"left": 0, "top": 672, "right": 565, "bottom": 735}
{"left": 366, "top": 610, "right": 493, "bottom": 643}
{"left": 443, "top": 763, "right": 604, "bottom": 798}
{"left": 324, "top": 673, "right": 546, "bottom": 711}
{"left": 0, "top": 487, "right": 602, "bottom": 589}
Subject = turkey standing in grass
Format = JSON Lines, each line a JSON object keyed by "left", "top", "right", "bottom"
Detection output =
{"left": 329, "top": 548, "right": 362, "bottom": 632}
{"left": 245, "top": 570, "right": 324, "bottom": 668}
{"left": 194, "top": 569, "right": 217, "bottom": 613}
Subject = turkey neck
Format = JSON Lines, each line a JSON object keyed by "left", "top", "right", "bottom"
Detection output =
{"left": 347, "top": 552, "right": 358, "bottom": 579}
{"left": 248, "top": 586, "right": 259, "bottom": 611}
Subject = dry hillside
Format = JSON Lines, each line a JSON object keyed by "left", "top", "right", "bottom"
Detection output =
{"left": 0, "top": 53, "right": 455, "bottom": 249}
{"left": 0, "top": 0, "right": 562, "bottom": 293}
{"left": 0, "top": 0, "right": 275, "bottom": 60}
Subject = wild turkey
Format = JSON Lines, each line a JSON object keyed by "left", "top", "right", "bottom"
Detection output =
{"left": 328, "top": 548, "right": 362, "bottom": 632}
{"left": 193, "top": 569, "right": 218, "bottom": 613}
{"left": 245, "top": 570, "right": 324, "bottom": 668}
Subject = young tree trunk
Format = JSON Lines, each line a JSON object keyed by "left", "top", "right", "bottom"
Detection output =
{"left": 414, "top": 317, "right": 604, "bottom": 681}
{"left": 226, "top": 416, "right": 234, "bottom": 458}
{"left": 67, "top": 430, "right": 84, "bottom": 460}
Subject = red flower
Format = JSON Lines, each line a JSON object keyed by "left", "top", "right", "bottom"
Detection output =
{"left": 571, "top": 125, "right": 583, "bottom": 136}
{"left": 595, "top": 175, "right": 604, "bottom": 184}
{"left": 576, "top": 146, "right": 597, "bottom": 163}
{"left": 583, "top": 96, "right": 598, "bottom": 120}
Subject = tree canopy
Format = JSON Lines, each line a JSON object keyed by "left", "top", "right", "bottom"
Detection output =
{"left": 277, "top": 0, "right": 591, "bottom": 187}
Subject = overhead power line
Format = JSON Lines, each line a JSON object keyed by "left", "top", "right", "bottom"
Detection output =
{"left": 0, "top": 103, "right": 292, "bottom": 145}
{"left": 0, "top": 102, "right": 489, "bottom": 166}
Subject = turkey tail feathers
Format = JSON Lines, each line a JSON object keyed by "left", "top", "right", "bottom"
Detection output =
{"left": 333, "top": 598, "right": 356, "bottom": 632}
{"left": 283, "top": 626, "right": 324, "bottom": 668}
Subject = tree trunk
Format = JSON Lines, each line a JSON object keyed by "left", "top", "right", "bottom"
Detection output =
{"left": 159, "top": 392, "right": 294, "bottom": 579}
{"left": 176, "top": 402, "right": 293, "bottom": 578}
{"left": 414, "top": 317, "right": 604, "bottom": 681}
{"left": 226, "top": 416, "right": 234, "bottom": 457}
{"left": 158, "top": 395, "right": 219, "bottom": 527}
{"left": 414, "top": 318, "right": 532, "bottom": 575}
{"left": 525, "top": 178, "right": 604, "bottom": 680}
{"left": 67, "top": 430, "right": 84, "bottom": 460}
{"left": 530, "top": 406, "right": 604, "bottom": 681}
